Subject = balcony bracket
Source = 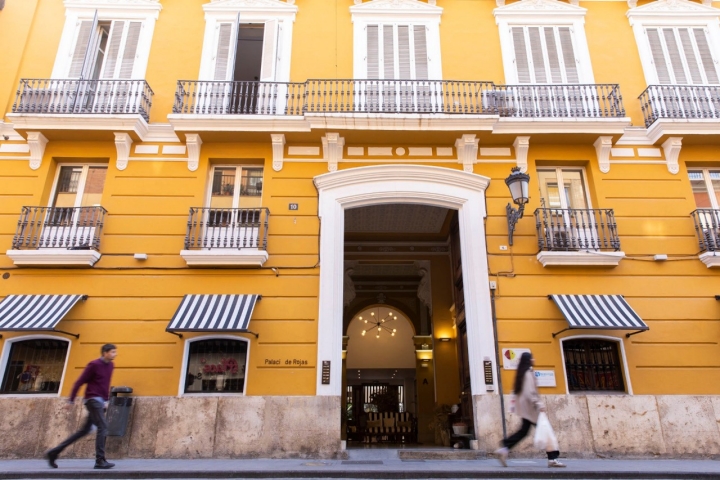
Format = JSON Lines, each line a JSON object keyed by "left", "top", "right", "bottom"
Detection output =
{"left": 26, "top": 132, "right": 48, "bottom": 171}
{"left": 506, "top": 202, "right": 525, "bottom": 246}
{"left": 186, "top": 134, "right": 202, "bottom": 172}
{"left": 662, "top": 137, "right": 682, "bottom": 175}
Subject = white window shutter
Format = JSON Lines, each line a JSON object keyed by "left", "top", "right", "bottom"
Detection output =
{"left": 528, "top": 27, "right": 547, "bottom": 83}
{"left": 367, "top": 24, "right": 380, "bottom": 79}
{"left": 260, "top": 19, "right": 279, "bottom": 81}
{"left": 693, "top": 28, "right": 719, "bottom": 84}
{"left": 512, "top": 27, "right": 531, "bottom": 84}
{"left": 413, "top": 25, "right": 429, "bottom": 80}
{"left": 558, "top": 27, "right": 579, "bottom": 84}
{"left": 383, "top": 24, "right": 395, "bottom": 79}
{"left": 397, "top": 25, "right": 411, "bottom": 78}
{"left": 663, "top": 28, "right": 688, "bottom": 84}
{"left": 213, "top": 23, "right": 234, "bottom": 81}
{"left": 543, "top": 27, "right": 563, "bottom": 83}
{"left": 646, "top": 28, "right": 672, "bottom": 84}
{"left": 68, "top": 21, "right": 94, "bottom": 78}
{"left": 101, "top": 21, "right": 126, "bottom": 79}
{"left": 118, "top": 22, "right": 141, "bottom": 79}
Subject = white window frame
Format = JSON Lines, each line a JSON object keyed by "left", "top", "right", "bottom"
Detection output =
{"left": 627, "top": 0, "right": 720, "bottom": 86}
{"left": 177, "top": 335, "right": 250, "bottom": 397}
{"left": 494, "top": 0, "right": 595, "bottom": 84}
{"left": 559, "top": 335, "right": 633, "bottom": 395}
{"left": 47, "top": 163, "right": 108, "bottom": 209}
{"left": 198, "top": 0, "right": 297, "bottom": 82}
{"left": 51, "top": 0, "right": 161, "bottom": 79}
{"left": 206, "top": 165, "right": 265, "bottom": 208}
{"left": 689, "top": 169, "right": 720, "bottom": 209}
{"left": 0, "top": 335, "right": 72, "bottom": 398}
{"left": 350, "top": 0, "right": 443, "bottom": 80}
{"left": 538, "top": 166, "right": 593, "bottom": 210}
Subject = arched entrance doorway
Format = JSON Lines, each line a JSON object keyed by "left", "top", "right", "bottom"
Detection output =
{"left": 314, "top": 165, "right": 497, "bottom": 441}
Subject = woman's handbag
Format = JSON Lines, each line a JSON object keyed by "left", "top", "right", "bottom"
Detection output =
{"left": 533, "top": 412, "right": 559, "bottom": 451}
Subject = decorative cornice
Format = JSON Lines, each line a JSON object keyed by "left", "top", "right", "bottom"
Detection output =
{"left": 351, "top": 0, "right": 441, "bottom": 12}
{"left": 494, "top": 0, "right": 587, "bottom": 18}
{"left": 627, "top": 0, "right": 720, "bottom": 16}
{"left": 322, "top": 133, "right": 345, "bottom": 172}
{"left": 204, "top": 0, "right": 298, "bottom": 14}
{"left": 699, "top": 252, "right": 720, "bottom": 268}
{"left": 6, "top": 249, "right": 101, "bottom": 267}
{"left": 271, "top": 134, "right": 286, "bottom": 172}
{"left": 186, "top": 134, "right": 203, "bottom": 172}
{"left": 513, "top": 136, "right": 530, "bottom": 173}
{"left": 180, "top": 249, "right": 268, "bottom": 267}
{"left": 114, "top": 132, "right": 133, "bottom": 171}
{"left": 455, "top": 134, "right": 479, "bottom": 173}
{"left": 662, "top": 136, "right": 682, "bottom": 175}
{"left": 594, "top": 136, "right": 613, "bottom": 174}
{"left": 63, "top": 0, "right": 162, "bottom": 12}
{"left": 26, "top": 132, "right": 48, "bottom": 171}
{"left": 536, "top": 251, "right": 625, "bottom": 267}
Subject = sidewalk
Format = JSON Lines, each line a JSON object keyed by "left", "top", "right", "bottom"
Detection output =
{"left": 1, "top": 457, "right": 719, "bottom": 479}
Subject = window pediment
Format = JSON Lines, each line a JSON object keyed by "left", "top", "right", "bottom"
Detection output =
{"left": 63, "top": 0, "right": 162, "bottom": 16}
{"left": 351, "top": 0, "right": 442, "bottom": 19}
{"left": 204, "top": 0, "right": 298, "bottom": 15}
{"left": 627, "top": 0, "right": 720, "bottom": 24}
{"left": 494, "top": 0, "right": 586, "bottom": 23}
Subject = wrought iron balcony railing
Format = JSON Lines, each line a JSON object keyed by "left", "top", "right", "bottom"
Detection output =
{"left": 691, "top": 208, "right": 720, "bottom": 252}
{"left": 639, "top": 85, "right": 720, "bottom": 127}
{"left": 535, "top": 207, "right": 621, "bottom": 251}
{"left": 12, "top": 206, "right": 107, "bottom": 250}
{"left": 495, "top": 84, "right": 625, "bottom": 118}
{"left": 13, "top": 79, "right": 153, "bottom": 121}
{"left": 185, "top": 207, "right": 269, "bottom": 250}
{"left": 173, "top": 80, "right": 304, "bottom": 115}
{"left": 172, "top": 80, "right": 626, "bottom": 119}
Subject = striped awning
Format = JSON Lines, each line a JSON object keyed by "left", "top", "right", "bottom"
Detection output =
{"left": 0, "top": 295, "right": 85, "bottom": 331}
{"left": 166, "top": 294, "right": 260, "bottom": 332}
{"left": 549, "top": 294, "right": 648, "bottom": 337}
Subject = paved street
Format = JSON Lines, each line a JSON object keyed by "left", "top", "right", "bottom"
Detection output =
{"left": 0, "top": 457, "right": 719, "bottom": 479}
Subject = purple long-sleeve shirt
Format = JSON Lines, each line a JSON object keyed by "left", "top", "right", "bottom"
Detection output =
{"left": 69, "top": 358, "right": 114, "bottom": 402}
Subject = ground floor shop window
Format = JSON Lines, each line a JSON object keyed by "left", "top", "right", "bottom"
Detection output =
{"left": 0, "top": 339, "right": 69, "bottom": 394}
{"left": 184, "top": 338, "right": 248, "bottom": 394}
{"left": 563, "top": 338, "right": 625, "bottom": 392}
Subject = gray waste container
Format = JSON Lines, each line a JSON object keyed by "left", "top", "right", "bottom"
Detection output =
{"left": 106, "top": 386, "right": 133, "bottom": 436}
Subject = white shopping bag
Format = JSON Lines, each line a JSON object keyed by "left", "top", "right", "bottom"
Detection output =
{"left": 533, "top": 412, "right": 559, "bottom": 451}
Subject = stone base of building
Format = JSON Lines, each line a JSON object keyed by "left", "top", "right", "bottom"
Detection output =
{"left": 474, "top": 394, "right": 720, "bottom": 458}
{"left": 0, "top": 396, "right": 342, "bottom": 459}
{"left": 2, "top": 394, "right": 720, "bottom": 459}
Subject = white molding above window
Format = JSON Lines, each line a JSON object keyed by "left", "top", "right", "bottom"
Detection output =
{"left": 494, "top": 0, "right": 595, "bottom": 84}
{"left": 627, "top": 0, "right": 720, "bottom": 86}
{"left": 198, "top": 0, "right": 297, "bottom": 82}
{"left": 351, "top": 0, "right": 443, "bottom": 80}
{"left": 51, "top": 0, "right": 161, "bottom": 79}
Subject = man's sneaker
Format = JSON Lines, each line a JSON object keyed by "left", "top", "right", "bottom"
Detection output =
{"left": 94, "top": 458, "right": 115, "bottom": 469}
{"left": 493, "top": 447, "right": 509, "bottom": 467}
{"left": 548, "top": 459, "right": 566, "bottom": 468}
{"left": 45, "top": 450, "right": 58, "bottom": 469}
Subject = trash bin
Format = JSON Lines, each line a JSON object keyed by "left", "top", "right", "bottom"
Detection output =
{"left": 106, "top": 386, "right": 133, "bottom": 437}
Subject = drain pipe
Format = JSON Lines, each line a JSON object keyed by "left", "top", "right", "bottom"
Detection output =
{"left": 490, "top": 288, "right": 507, "bottom": 439}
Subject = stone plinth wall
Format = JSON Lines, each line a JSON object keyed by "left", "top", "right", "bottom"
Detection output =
{"left": 474, "top": 395, "right": 720, "bottom": 459}
{"left": 0, "top": 396, "right": 342, "bottom": 459}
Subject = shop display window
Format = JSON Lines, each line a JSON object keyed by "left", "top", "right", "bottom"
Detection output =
{"left": 184, "top": 339, "right": 248, "bottom": 394}
{"left": 0, "top": 339, "right": 69, "bottom": 394}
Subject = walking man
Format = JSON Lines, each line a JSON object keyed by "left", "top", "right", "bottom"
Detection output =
{"left": 46, "top": 344, "right": 117, "bottom": 469}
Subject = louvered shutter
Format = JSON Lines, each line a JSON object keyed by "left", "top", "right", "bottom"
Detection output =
{"left": 260, "top": 19, "right": 278, "bottom": 81}
{"left": 693, "top": 28, "right": 719, "bottom": 84}
{"left": 646, "top": 28, "right": 672, "bottom": 84}
{"left": 663, "top": 28, "right": 688, "bottom": 84}
{"left": 213, "top": 23, "right": 234, "bottom": 81}
{"left": 646, "top": 27, "right": 719, "bottom": 85}
{"left": 544, "top": 27, "right": 562, "bottom": 83}
{"left": 383, "top": 24, "right": 395, "bottom": 79}
{"left": 558, "top": 27, "right": 579, "bottom": 83}
{"left": 413, "top": 25, "right": 429, "bottom": 80}
{"left": 398, "top": 25, "right": 411, "bottom": 79}
{"left": 68, "top": 21, "right": 94, "bottom": 78}
{"left": 528, "top": 27, "right": 548, "bottom": 83}
{"left": 367, "top": 25, "right": 380, "bottom": 79}
{"left": 118, "top": 22, "right": 141, "bottom": 79}
{"left": 100, "top": 21, "right": 125, "bottom": 79}
{"left": 512, "top": 27, "right": 531, "bottom": 84}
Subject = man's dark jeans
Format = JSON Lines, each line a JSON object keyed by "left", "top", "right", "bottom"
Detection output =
{"left": 50, "top": 399, "right": 107, "bottom": 460}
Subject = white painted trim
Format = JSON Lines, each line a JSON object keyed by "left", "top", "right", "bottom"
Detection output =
{"left": 558, "top": 334, "right": 633, "bottom": 395}
{"left": 6, "top": 249, "right": 102, "bottom": 267}
{"left": 0, "top": 334, "right": 72, "bottom": 398}
{"left": 699, "top": 251, "right": 720, "bottom": 267}
{"left": 7, "top": 114, "right": 150, "bottom": 141}
{"left": 180, "top": 249, "right": 268, "bottom": 267}
{"left": 313, "top": 165, "right": 495, "bottom": 397}
{"left": 52, "top": 1, "right": 161, "bottom": 80}
{"left": 493, "top": 118, "right": 631, "bottom": 135}
{"left": 177, "top": 334, "right": 250, "bottom": 397}
{"left": 536, "top": 250, "right": 625, "bottom": 267}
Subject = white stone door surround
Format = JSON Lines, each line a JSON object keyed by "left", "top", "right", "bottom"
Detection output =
{"left": 313, "top": 164, "right": 497, "bottom": 398}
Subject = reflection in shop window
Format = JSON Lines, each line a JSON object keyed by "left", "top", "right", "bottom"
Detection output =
{"left": 184, "top": 339, "right": 248, "bottom": 394}
{"left": 0, "top": 339, "right": 69, "bottom": 394}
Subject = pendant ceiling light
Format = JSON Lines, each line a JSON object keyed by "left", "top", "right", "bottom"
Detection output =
{"left": 357, "top": 308, "right": 398, "bottom": 339}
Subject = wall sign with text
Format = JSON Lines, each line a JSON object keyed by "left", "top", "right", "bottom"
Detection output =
{"left": 502, "top": 348, "right": 531, "bottom": 370}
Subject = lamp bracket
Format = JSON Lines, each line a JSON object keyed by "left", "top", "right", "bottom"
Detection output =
{"left": 506, "top": 202, "right": 526, "bottom": 246}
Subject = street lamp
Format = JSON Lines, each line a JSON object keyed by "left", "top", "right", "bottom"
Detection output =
{"left": 504, "top": 166, "right": 530, "bottom": 246}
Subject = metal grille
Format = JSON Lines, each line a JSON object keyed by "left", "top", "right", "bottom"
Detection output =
{"left": 57, "top": 167, "right": 81, "bottom": 194}
{"left": 0, "top": 340, "right": 69, "bottom": 394}
{"left": 185, "top": 339, "right": 247, "bottom": 394}
{"left": 563, "top": 339, "right": 625, "bottom": 392}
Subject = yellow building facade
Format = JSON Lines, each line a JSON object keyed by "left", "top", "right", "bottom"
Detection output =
{"left": 1, "top": 0, "right": 720, "bottom": 459}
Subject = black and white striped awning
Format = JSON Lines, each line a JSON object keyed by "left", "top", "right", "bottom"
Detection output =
{"left": 549, "top": 294, "right": 648, "bottom": 338}
{"left": 166, "top": 294, "right": 260, "bottom": 335}
{"left": 0, "top": 295, "right": 85, "bottom": 337}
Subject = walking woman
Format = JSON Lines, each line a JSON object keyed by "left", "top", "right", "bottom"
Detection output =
{"left": 494, "top": 352, "right": 566, "bottom": 468}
